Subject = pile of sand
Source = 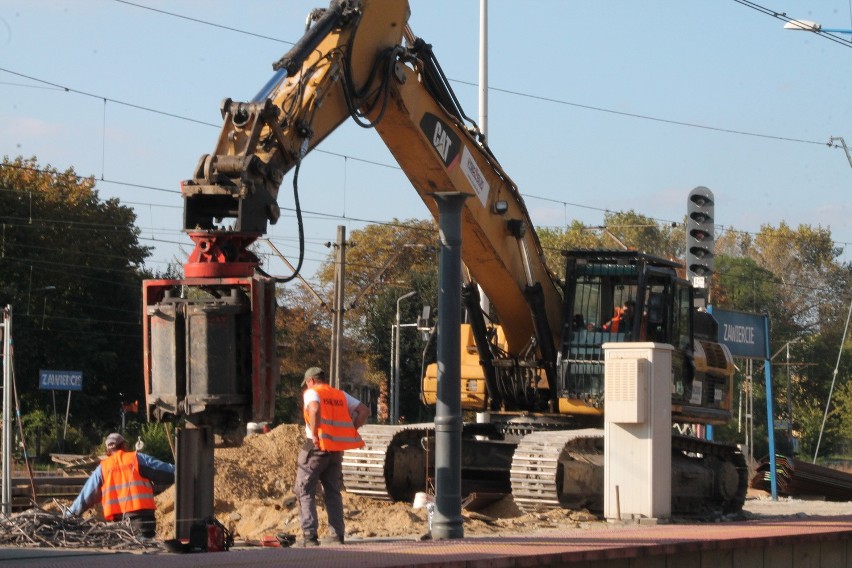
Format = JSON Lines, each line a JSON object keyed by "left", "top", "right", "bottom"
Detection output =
{"left": 154, "top": 423, "right": 599, "bottom": 542}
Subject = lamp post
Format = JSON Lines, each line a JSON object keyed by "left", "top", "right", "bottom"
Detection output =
{"left": 771, "top": 339, "right": 802, "bottom": 453}
{"left": 392, "top": 291, "right": 416, "bottom": 424}
{"left": 38, "top": 286, "right": 57, "bottom": 329}
{"left": 783, "top": 19, "right": 852, "bottom": 34}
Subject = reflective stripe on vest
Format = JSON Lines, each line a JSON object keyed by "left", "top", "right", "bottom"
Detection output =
{"left": 100, "top": 450, "right": 156, "bottom": 520}
{"left": 304, "top": 384, "right": 364, "bottom": 451}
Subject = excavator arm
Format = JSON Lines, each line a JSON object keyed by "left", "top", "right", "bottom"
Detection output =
{"left": 175, "top": 0, "right": 564, "bottom": 408}
{"left": 182, "top": 1, "right": 405, "bottom": 235}
{"left": 182, "top": 0, "right": 561, "bottom": 341}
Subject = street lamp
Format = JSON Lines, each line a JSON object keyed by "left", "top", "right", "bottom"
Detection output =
{"left": 38, "top": 286, "right": 57, "bottom": 330}
{"left": 392, "top": 291, "right": 416, "bottom": 424}
{"left": 783, "top": 19, "right": 852, "bottom": 34}
{"left": 771, "top": 339, "right": 802, "bottom": 452}
{"left": 829, "top": 137, "right": 852, "bottom": 170}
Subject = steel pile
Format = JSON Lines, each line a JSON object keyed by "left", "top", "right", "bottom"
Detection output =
{"left": 751, "top": 455, "right": 852, "bottom": 501}
{"left": 0, "top": 504, "right": 161, "bottom": 550}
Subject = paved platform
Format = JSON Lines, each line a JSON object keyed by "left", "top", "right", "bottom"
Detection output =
{"left": 2, "top": 515, "right": 852, "bottom": 567}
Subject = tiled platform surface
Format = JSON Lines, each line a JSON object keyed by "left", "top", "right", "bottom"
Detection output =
{"left": 2, "top": 515, "right": 851, "bottom": 567}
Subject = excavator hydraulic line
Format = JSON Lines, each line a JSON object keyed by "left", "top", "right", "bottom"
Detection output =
{"left": 522, "top": 282, "right": 559, "bottom": 412}
{"left": 460, "top": 283, "right": 501, "bottom": 410}
{"left": 271, "top": 0, "right": 350, "bottom": 77}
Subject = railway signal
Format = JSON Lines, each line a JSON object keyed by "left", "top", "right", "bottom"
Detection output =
{"left": 686, "top": 186, "right": 715, "bottom": 291}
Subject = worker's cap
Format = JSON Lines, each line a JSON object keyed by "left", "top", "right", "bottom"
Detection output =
{"left": 301, "top": 367, "right": 325, "bottom": 386}
{"left": 105, "top": 432, "right": 126, "bottom": 451}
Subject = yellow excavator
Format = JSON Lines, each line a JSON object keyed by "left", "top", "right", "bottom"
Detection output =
{"left": 143, "top": 0, "right": 747, "bottom": 525}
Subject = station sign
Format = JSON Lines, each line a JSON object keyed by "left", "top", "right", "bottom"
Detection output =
{"left": 39, "top": 369, "right": 83, "bottom": 391}
{"left": 711, "top": 309, "right": 767, "bottom": 359}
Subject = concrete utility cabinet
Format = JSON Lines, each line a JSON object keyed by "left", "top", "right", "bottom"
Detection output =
{"left": 603, "top": 342, "right": 672, "bottom": 521}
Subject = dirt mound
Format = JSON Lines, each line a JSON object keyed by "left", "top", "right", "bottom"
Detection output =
{"left": 159, "top": 423, "right": 852, "bottom": 542}
{"left": 154, "top": 423, "right": 600, "bottom": 542}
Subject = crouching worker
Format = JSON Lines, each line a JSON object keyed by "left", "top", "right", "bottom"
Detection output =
{"left": 67, "top": 432, "right": 175, "bottom": 538}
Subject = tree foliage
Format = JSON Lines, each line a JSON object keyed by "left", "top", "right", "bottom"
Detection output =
{"left": 718, "top": 222, "right": 843, "bottom": 335}
{"left": 537, "top": 211, "right": 684, "bottom": 281}
{"left": 0, "top": 156, "right": 151, "bottom": 459}
{"left": 712, "top": 222, "right": 852, "bottom": 460}
{"left": 306, "top": 219, "right": 439, "bottom": 422}
{"left": 17, "top": 146, "right": 852, "bottom": 468}
{"left": 274, "top": 284, "right": 334, "bottom": 423}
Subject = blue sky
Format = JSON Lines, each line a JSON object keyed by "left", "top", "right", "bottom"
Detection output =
{"left": 2, "top": 1, "right": 851, "bottom": 286}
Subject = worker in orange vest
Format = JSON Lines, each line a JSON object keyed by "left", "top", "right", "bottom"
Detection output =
{"left": 295, "top": 367, "right": 370, "bottom": 547}
{"left": 67, "top": 433, "right": 175, "bottom": 538}
{"left": 603, "top": 300, "right": 635, "bottom": 333}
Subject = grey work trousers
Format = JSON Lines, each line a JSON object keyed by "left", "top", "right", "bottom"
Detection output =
{"left": 113, "top": 509, "right": 156, "bottom": 539}
{"left": 295, "top": 444, "right": 345, "bottom": 539}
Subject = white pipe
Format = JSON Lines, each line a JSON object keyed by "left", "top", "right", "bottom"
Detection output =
{"left": 478, "top": 0, "right": 491, "bottom": 318}
{"left": 2, "top": 307, "right": 12, "bottom": 515}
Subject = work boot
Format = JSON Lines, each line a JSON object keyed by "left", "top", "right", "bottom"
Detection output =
{"left": 322, "top": 534, "right": 344, "bottom": 545}
{"left": 302, "top": 536, "right": 320, "bottom": 547}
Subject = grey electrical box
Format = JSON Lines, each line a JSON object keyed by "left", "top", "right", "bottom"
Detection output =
{"left": 603, "top": 342, "right": 672, "bottom": 521}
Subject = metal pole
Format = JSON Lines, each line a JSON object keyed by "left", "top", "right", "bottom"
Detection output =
{"left": 829, "top": 137, "right": 852, "bottom": 169}
{"left": 814, "top": 295, "right": 852, "bottom": 463}
{"left": 1, "top": 306, "right": 11, "bottom": 515}
{"left": 388, "top": 323, "right": 395, "bottom": 424}
{"left": 329, "top": 226, "right": 347, "bottom": 389}
{"left": 786, "top": 342, "right": 793, "bottom": 447}
{"left": 477, "top": 0, "right": 491, "bottom": 320}
{"left": 748, "top": 361, "right": 754, "bottom": 464}
{"left": 478, "top": 0, "right": 488, "bottom": 139}
{"left": 763, "top": 315, "right": 777, "bottom": 500}
{"left": 394, "top": 291, "right": 415, "bottom": 424}
{"left": 63, "top": 392, "right": 71, "bottom": 442}
{"left": 431, "top": 192, "right": 467, "bottom": 540}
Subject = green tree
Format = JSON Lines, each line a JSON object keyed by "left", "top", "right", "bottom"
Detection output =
{"left": 722, "top": 222, "right": 842, "bottom": 335}
{"left": 712, "top": 256, "right": 780, "bottom": 316}
{"left": 602, "top": 210, "right": 683, "bottom": 258}
{"left": 274, "top": 284, "right": 333, "bottom": 423}
{"left": 310, "top": 219, "right": 438, "bottom": 422}
{"left": 537, "top": 212, "right": 684, "bottom": 282}
{"left": 0, "top": 156, "right": 151, "bottom": 443}
{"left": 712, "top": 222, "right": 852, "bottom": 459}
{"left": 537, "top": 220, "right": 604, "bottom": 279}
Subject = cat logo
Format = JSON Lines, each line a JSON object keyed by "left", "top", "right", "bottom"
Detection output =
{"left": 433, "top": 123, "right": 453, "bottom": 162}
{"left": 419, "top": 113, "right": 461, "bottom": 168}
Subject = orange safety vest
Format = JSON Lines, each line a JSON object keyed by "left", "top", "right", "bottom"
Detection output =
{"left": 99, "top": 450, "right": 156, "bottom": 520}
{"left": 604, "top": 307, "right": 624, "bottom": 333}
{"left": 304, "top": 384, "right": 364, "bottom": 452}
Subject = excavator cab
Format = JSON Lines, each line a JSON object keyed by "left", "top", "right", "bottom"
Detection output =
{"left": 557, "top": 250, "right": 727, "bottom": 422}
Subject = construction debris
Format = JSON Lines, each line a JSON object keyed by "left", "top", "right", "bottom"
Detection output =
{"left": 0, "top": 504, "right": 161, "bottom": 550}
{"left": 751, "top": 455, "right": 852, "bottom": 501}
{"left": 50, "top": 453, "right": 101, "bottom": 475}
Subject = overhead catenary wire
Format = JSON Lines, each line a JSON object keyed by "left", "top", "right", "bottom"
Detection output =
{"left": 2, "top": 45, "right": 850, "bottom": 252}
{"left": 732, "top": 0, "right": 852, "bottom": 49}
{"left": 3, "top": 167, "right": 852, "bottom": 285}
{"left": 1, "top": 4, "right": 851, "bottom": 274}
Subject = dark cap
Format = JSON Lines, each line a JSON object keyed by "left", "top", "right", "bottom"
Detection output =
{"left": 105, "top": 432, "right": 126, "bottom": 452}
{"left": 301, "top": 367, "right": 325, "bottom": 387}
